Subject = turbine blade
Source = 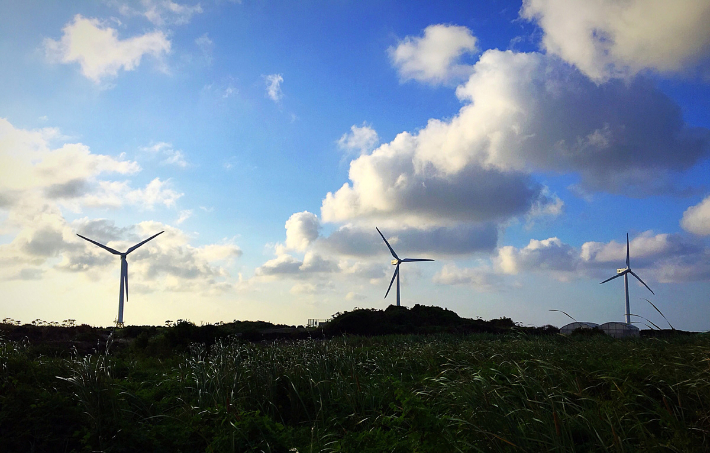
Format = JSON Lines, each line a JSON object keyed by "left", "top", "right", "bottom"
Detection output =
{"left": 401, "top": 258, "right": 434, "bottom": 262}
{"left": 549, "top": 309, "right": 576, "bottom": 322}
{"left": 629, "top": 313, "right": 661, "bottom": 330}
{"left": 629, "top": 270, "right": 654, "bottom": 295}
{"left": 643, "top": 298, "right": 674, "bottom": 330}
{"left": 600, "top": 272, "right": 624, "bottom": 284}
{"left": 76, "top": 234, "right": 121, "bottom": 255}
{"left": 376, "top": 227, "right": 399, "bottom": 260}
{"left": 384, "top": 265, "right": 399, "bottom": 298}
{"left": 126, "top": 231, "right": 164, "bottom": 254}
{"left": 626, "top": 233, "right": 630, "bottom": 267}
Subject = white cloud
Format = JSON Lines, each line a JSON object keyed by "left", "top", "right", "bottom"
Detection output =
{"left": 495, "top": 237, "right": 578, "bottom": 280}
{"left": 0, "top": 118, "right": 140, "bottom": 209}
{"left": 255, "top": 254, "right": 302, "bottom": 277}
{"left": 162, "top": 150, "right": 187, "bottom": 167}
{"left": 323, "top": 48, "right": 709, "bottom": 229}
{"left": 0, "top": 212, "right": 242, "bottom": 295}
{"left": 126, "top": 178, "right": 183, "bottom": 210}
{"left": 195, "top": 33, "right": 213, "bottom": 64}
{"left": 254, "top": 250, "right": 338, "bottom": 279}
{"left": 434, "top": 232, "right": 710, "bottom": 290}
{"left": 337, "top": 123, "right": 379, "bottom": 156}
{"left": 54, "top": 221, "right": 242, "bottom": 294}
{"left": 321, "top": 131, "right": 550, "bottom": 227}
{"left": 389, "top": 24, "right": 478, "bottom": 85}
{"left": 320, "top": 224, "right": 498, "bottom": 257}
{"left": 521, "top": 0, "right": 710, "bottom": 82}
{"left": 284, "top": 211, "right": 320, "bottom": 251}
{"left": 433, "top": 263, "right": 503, "bottom": 292}
{"left": 345, "top": 291, "right": 367, "bottom": 301}
{"left": 264, "top": 74, "right": 284, "bottom": 102}
{"left": 44, "top": 15, "right": 171, "bottom": 83}
{"left": 142, "top": 142, "right": 187, "bottom": 167}
{"left": 290, "top": 281, "right": 334, "bottom": 295}
{"left": 176, "top": 209, "right": 192, "bottom": 225}
{"left": 681, "top": 195, "right": 710, "bottom": 236}
{"left": 116, "top": 0, "right": 203, "bottom": 26}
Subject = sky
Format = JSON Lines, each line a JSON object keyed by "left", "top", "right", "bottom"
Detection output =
{"left": 1, "top": 0, "right": 710, "bottom": 331}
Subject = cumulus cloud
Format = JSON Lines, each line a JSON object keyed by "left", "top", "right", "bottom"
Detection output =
{"left": 264, "top": 74, "right": 284, "bottom": 102}
{"left": 254, "top": 251, "right": 338, "bottom": 278}
{"left": 521, "top": 0, "right": 710, "bottom": 82}
{"left": 320, "top": 224, "right": 498, "bottom": 257}
{"left": 433, "top": 263, "right": 504, "bottom": 292}
{"left": 125, "top": 178, "right": 183, "bottom": 210}
{"left": 44, "top": 15, "right": 171, "bottom": 83}
{"left": 0, "top": 120, "right": 243, "bottom": 306}
{"left": 0, "top": 118, "right": 141, "bottom": 210}
{"left": 55, "top": 221, "right": 242, "bottom": 295}
{"left": 337, "top": 123, "right": 379, "bottom": 156}
{"left": 322, "top": 132, "right": 552, "bottom": 227}
{"left": 324, "top": 48, "right": 709, "bottom": 227}
{"left": 389, "top": 24, "right": 478, "bottom": 85}
{"left": 681, "top": 195, "right": 710, "bottom": 236}
{"left": 495, "top": 237, "right": 578, "bottom": 280}
{"left": 436, "top": 232, "right": 710, "bottom": 289}
{"left": 284, "top": 211, "right": 320, "bottom": 251}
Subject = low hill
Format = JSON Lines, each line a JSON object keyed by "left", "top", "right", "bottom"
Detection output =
{"left": 323, "top": 304, "right": 558, "bottom": 336}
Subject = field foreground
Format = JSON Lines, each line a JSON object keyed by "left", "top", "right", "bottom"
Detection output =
{"left": 1, "top": 326, "right": 709, "bottom": 452}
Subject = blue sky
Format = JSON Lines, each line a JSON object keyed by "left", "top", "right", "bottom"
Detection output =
{"left": 1, "top": 0, "right": 710, "bottom": 330}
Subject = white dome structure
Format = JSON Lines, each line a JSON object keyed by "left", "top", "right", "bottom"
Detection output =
{"left": 600, "top": 322, "right": 640, "bottom": 338}
{"left": 560, "top": 322, "right": 600, "bottom": 335}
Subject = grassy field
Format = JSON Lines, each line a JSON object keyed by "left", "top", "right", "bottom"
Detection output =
{"left": 1, "top": 323, "right": 709, "bottom": 452}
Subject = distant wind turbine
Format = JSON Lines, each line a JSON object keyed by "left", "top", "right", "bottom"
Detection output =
{"left": 376, "top": 227, "right": 434, "bottom": 307}
{"left": 77, "top": 231, "right": 164, "bottom": 327}
{"left": 600, "top": 233, "right": 654, "bottom": 324}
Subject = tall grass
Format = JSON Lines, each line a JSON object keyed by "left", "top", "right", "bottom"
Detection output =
{"left": 2, "top": 332, "right": 709, "bottom": 451}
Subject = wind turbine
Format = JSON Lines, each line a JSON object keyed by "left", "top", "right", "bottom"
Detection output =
{"left": 376, "top": 227, "right": 434, "bottom": 307}
{"left": 77, "top": 231, "right": 164, "bottom": 327}
{"left": 600, "top": 233, "right": 654, "bottom": 324}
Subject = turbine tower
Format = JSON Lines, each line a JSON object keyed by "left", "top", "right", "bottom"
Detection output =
{"left": 77, "top": 231, "right": 164, "bottom": 327}
{"left": 600, "top": 233, "right": 654, "bottom": 324}
{"left": 376, "top": 227, "right": 434, "bottom": 307}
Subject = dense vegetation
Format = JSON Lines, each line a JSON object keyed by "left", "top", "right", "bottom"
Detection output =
{"left": 1, "top": 309, "right": 708, "bottom": 452}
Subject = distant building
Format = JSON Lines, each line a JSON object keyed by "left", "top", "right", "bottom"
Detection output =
{"left": 600, "top": 322, "right": 640, "bottom": 338}
{"left": 307, "top": 318, "right": 330, "bottom": 328}
{"left": 560, "top": 322, "right": 600, "bottom": 335}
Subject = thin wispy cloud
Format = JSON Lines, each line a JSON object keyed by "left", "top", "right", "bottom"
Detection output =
{"left": 141, "top": 142, "right": 188, "bottom": 167}
{"left": 264, "top": 73, "right": 284, "bottom": 102}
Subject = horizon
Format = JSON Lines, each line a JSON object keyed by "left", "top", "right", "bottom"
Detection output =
{"left": 1, "top": 0, "right": 710, "bottom": 331}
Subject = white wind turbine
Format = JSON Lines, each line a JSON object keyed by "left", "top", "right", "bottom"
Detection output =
{"left": 600, "top": 233, "right": 654, "bottom": 324}
{"left": 77, "top": 231, "right": 164, "bottom": 327}
{"left": 376, "top": 227, "right": 434, "bottom": 307}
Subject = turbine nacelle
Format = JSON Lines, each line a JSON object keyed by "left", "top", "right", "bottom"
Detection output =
{"left": 617, "top": 268, "right": 628, "bottom": 274}
{"left": 391, "top": 259, "right": 399, "bottom": 265}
